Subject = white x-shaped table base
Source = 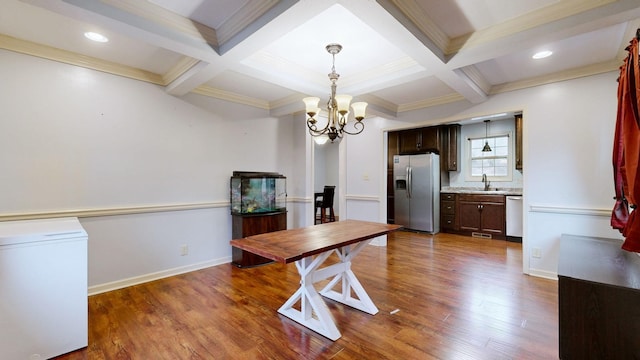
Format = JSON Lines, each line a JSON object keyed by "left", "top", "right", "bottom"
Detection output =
{"left": 277, "top": 239, "right": 378, "bottom": 341}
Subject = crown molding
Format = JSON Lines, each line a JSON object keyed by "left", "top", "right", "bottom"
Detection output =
{"left": 162, "top": 56, "right": 200, "bottom": 84}
{"left": 385, "top": 0, "right": 449, "bottom": 55}
{"left": 192, "top": 85, "right": 270, "bottom": 109}
{"left": 359, "top": 94, "right": 398, "bottom": 114}
{"left": 448, "top": 0, "right": 616, "bottom": 54}
{"left": 0, "top": 33, "right": 165, "bottom": 84}
{"left": 103, "top": 0, "right": 218, "bottom": 47}
{"left": 490, "top": 59, "right": 619, "bottom": 95}
{"left": 459, "top": 65, "right": 492, "bottom": 95}
{"left": 397, "top": 93, "right": 465, "bottom": 113}
{"left": 617, "top": 18, "right": 640, "bottom": 61}
{"left": 216, "top": 0, "right": 279, "bottom": 46}
{"left": 269, "top": 93, "right": 304, "bottom": 110}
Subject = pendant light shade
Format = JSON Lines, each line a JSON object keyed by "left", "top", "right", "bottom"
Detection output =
{"left": 482, "top": 120, "right": 492, "bottom": 152}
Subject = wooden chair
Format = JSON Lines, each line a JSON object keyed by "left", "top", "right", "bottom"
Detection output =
{"left": 315, "top": 186, "right": 336, "bottom": 224}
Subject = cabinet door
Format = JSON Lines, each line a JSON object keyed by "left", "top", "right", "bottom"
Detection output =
{"left": 480, "top": 202, "right": 505, "bottom": 235}
{"left": 437, "top": 125, "right": 457, "bottom": 172}
{"left": 398, "top": 129, "right": 420, "bottom": 154}
{"left": 515, "top": 114, "right": 523, "bottom": 170}
{"left": 420, "top": 126, "right": 440, "bottom": 152}
{"left": 458, "top": 201, "right": 481, "bottom": 232}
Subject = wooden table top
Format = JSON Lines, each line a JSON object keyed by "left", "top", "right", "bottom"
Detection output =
{"left": 230, "top": 220, "right": 401, "bottom": 264}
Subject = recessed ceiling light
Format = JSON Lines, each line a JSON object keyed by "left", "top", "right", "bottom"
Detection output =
{"left": 84, "top": 32, "right": 109, "bottom": 43}
{"left": 532, "top": 50, "right": 552, "bottom": 59}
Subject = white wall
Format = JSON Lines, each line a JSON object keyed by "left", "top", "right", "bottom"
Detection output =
{"left": 375, "top": 71, "right": 624, "bottom": 278}
{"left": 0, "top": 49, "right": 299, "bottom": 292}
{"left": 342, "top": 117, "right": 389, "bottom": 223}
{"left": 1, "top": 46, "right": 626, "bottom": 290}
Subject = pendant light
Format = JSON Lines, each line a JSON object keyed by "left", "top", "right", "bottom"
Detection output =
{"left": 482, "top": 120, "right": 492, "bottom": 152}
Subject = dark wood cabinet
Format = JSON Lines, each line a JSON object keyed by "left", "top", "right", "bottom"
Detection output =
{"left": 442, "top": 124, "right": 460, "bottom": 171}
{"left": 231, "top": 211, "right": 286, "bottom": 267}
{"left": 421, "top": 126, "right": 440, "bottom": 152}
{"left": 398, "top": 128, "right": 421, "bottom": 154}
{"left": 558, "top": 234, "right": 640, "bottom": 359}
{"left": 440, "top": 193, "right": 458, "bottom": 231}
{"left": 398, "top": 127, "right": 440, "bottom": 154}
{"left": 457, "top": 194, "right": 505, "bottom": 239}
{"left": 515, "top": 114, "right": 523, "bottom": 171}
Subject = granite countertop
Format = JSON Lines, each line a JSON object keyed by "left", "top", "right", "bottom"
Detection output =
{"left": 441, "top": 186, "right": 523, "bottom": 196}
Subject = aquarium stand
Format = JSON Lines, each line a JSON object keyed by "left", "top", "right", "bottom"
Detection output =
{"left": 231, "top": 211, "right": 287, "bottom": 267}
{"left": 229, "top": 171, "right": 287, "bottom": 268}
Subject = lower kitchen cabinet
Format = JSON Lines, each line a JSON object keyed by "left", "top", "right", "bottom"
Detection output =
{"left": 440, "top": 193, "right": 458, "bottom": 231}
{"left": 457, "top": 194, "right": 505, "bottom": 239}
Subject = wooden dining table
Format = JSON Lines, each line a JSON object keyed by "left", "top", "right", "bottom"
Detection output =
{"left": 229, "top": 219, "right": 401, "bottom": 341}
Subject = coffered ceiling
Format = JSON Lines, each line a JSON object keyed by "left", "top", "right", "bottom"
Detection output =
{"left": 2, "top": 0, "right": 639, "bottom": 120}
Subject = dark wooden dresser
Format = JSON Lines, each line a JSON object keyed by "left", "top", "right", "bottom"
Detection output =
{"left": 558, "top": 234, "right": 640, "bottom": 359}
{"left": 231, "top": 211, "right": 286, "bottom": 267}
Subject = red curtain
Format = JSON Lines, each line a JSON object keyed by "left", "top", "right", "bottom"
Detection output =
{"left": 612, "top": 34, "right": 640, "bottom": 252}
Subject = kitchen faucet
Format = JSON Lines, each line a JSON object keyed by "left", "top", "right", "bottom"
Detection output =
{"left": 482, "top": 173, "right": 491, "bottom": 191}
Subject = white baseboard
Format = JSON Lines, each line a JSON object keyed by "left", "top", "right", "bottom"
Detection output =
{"left": 527, "top": 268, "right": 558, "bottom": 281}
{"left": 88, "top": 256, "right": 232, "bottom": 296}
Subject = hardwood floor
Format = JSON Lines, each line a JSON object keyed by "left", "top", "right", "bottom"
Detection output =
{"left": 55, "top": 231, "right": 558, "bottom": 359}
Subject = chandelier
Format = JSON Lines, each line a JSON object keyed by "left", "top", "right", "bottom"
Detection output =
{"left": 303, "top": 43, "right": 368, "bottom": 143}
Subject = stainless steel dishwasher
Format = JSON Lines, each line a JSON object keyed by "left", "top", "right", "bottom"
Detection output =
{"left": 506, "top": 196, "right": 523, "bottom": 240}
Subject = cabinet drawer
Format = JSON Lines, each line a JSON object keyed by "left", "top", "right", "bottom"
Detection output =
{"left": 441, "top": 201, "right": 455, "bottom": 215}
{"left": 441, "top": 193, "right": 456, "bottom": 201}
{"left": 459, "top": 194, "right": 505, "bottom": 203}
{"left": 441, "top": 215, "right": 456, "bottom": 229}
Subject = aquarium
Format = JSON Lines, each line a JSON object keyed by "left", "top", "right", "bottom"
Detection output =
{"left": 230, "top": 171, "right": 287, "bottom": 214}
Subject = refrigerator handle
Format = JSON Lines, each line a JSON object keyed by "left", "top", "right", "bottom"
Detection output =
{"left": 407, "top": 166, "right": 412, "bottom": 198}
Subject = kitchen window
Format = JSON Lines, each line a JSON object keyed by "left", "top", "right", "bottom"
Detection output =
{"left": 468, "top": 134, "right": 511, "bottom": 180}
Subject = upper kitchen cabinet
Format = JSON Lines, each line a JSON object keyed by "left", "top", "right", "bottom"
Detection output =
{"left": 515, "top": 114, "right": 523, "bottom": 171}
{"left": 398, "top": 127, "right": 440, "bottom": 154}
{"left": 441, "top": 124, "right": 460, "bottom": 171}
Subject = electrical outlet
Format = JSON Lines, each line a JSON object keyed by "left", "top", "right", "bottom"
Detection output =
{"left": 180, "top": 244, "right": 188, "bottom": 256}
{"left": 531, "top": 248, "right": 541, "bottom": 258}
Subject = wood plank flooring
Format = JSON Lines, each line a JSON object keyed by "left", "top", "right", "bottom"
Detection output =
{"left": 54, "top": 231, "right": 558, "bottom": 359}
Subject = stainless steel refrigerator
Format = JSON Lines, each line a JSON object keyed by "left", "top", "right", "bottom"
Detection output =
{"left": 393, "top": 153, "right": 440, "bottom": 233}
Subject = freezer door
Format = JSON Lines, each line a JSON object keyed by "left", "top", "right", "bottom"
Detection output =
{"left": 407, "top": 154, "right": 434, "bottom": 232}
{"left": 393, "top": 155, "right": 410, "bottom": 227}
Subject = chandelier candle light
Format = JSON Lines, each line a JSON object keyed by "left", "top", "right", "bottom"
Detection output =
{"left": 303, "top": 43, "right": 368, "bottom": 143}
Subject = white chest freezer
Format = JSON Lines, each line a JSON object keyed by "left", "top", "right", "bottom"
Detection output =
{"left": 0, "top": 217, "right": 88, "bottom": 360}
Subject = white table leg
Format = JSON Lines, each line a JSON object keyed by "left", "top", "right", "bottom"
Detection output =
{"left": 278, "top": 251, "right": 341, "bottom": 341}
{"left": 319, "top": 240, "right": 379, "bottom": 315}
{"left": 277, "top": 239, "right": 378, "bottom": 341}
